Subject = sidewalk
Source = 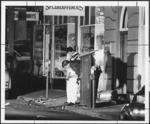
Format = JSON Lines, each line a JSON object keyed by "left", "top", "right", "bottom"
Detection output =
{"left": 17, "top": 89, "right": 124, "bottom": 120}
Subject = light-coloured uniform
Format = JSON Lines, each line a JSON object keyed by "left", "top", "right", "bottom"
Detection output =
{"left": 66, "top": 68, "right": 78, "bottom": 103}
{"left": 94, "top": 49, "right": 107, "bottom": 91}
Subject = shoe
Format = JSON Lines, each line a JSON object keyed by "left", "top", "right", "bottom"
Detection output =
{"left": 67, "top": 102, "right": 75, "bottom": 106}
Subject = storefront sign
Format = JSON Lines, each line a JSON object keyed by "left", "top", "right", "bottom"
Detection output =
{"left": 14, "top": 11, "right": 39, "bottom": 21}
{"left": 44, "top": 6, "right": 85, "bottom": 16}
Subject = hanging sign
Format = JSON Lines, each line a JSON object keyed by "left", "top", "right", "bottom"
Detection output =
{"left": 44, "top": 6, "right": 85, "bottom": 16}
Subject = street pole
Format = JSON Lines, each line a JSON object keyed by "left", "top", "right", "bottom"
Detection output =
{"left": 92, "top": 76, "right": 95, "bottom": 109}
{"left": 46, "top": 70, "right": 49, "bottom": 99}
{"left": 91, "top": 66, "right": 95, "bottom": 109}
{"left": 45, "top": 60, "right": 50, "bottom": 99}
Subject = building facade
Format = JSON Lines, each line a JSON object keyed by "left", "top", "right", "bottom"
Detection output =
{"left": 5, "top": 5, "right": 148, "bottom": 97}
{"left": 103, "top": 6, "right": 147, "bottom": 95}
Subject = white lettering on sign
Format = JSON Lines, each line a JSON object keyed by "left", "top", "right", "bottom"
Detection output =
{"left": 44, "top": 6, "right": 85, "bottom": 16}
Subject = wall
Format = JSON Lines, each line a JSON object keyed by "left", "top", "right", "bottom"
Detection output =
{"left": 103, "top": 7, "right": 125, "bottom": 93}
{"left": 127, "top": 7, "right": 139, "bottom": 94}
{"left": 103, "top": 7, "right": 117, "bottom": 92}
{"left": 103, "top": 6, "right": 143, "bottom": 94}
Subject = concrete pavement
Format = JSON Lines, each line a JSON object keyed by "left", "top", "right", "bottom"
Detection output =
{"left": 16, "top": 89, "right": 124, "bottom": 120}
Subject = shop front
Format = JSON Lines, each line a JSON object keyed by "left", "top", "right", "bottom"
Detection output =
{"left": 40, "top": 6, "right": 105, "bottom": 107}
{"left": 5, "top": 4, "right": 148, "bottom": 108}
{"left": 37, "top": 6, "right": 105, "bottom": 90}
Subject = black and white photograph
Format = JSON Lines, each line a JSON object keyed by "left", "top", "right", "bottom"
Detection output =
{"left": 1, "top": 1, "right": 149, "bottom": 123}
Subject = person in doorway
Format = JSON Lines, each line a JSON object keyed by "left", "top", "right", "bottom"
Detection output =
{"left": 66, "top": 47, "right": 80, "bottom": 61}
{"left": 94, "top": 35, "right": 106, "bottom": 92}
{"left": 62, "top": 60, "right": 78, "bottom": 106}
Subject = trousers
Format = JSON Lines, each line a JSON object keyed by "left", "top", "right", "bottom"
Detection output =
{"left": 66, "top": 77, "right": 78, "bottom": 103}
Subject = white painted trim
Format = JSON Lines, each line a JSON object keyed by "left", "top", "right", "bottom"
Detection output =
{"left": 89, "top": 6, "right": 91, "bottom": 25}
{"left": 119, "top": 6, "right": 128, "bottom": 31}
{"left": 51, "top": 16, "right": 55, "bottom": 78}
{"left": 43, "top": 18, "right": 45, "bottom": 75}
{"left": 78, "top": 16, "right": 81, "bottom": 53}
{"left": 120, "top": 6, "right": 124, "bottom": 30}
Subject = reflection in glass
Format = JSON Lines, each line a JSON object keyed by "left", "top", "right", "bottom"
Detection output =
{"left": 54, "top": 25, "right": 67, "bottom": 77}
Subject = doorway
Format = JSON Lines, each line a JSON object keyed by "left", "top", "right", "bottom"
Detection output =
{"left": 116, "top": 31, "right": 128, "bottom": 94}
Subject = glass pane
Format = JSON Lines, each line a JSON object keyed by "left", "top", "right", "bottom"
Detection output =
{"left": 81, "top": 26, "right": 95, "bottom": 53}
{"left": 68, "top": 16, "right": 75, "bottom": 23}
{"left": 90, "top": 6, "right": 95, "bottom": 24}
{"left": 63, "top": 16, "right": 67, "bottom": 23}
{"left": 33, "top": 25, "right": 43, "bottom": 76}
{"left": 59, "top": 16, "right": 62, "bottom": 24}
{"left": 45, "top": 16, "right": 53, "bottom": 24}
{"left": 80, "top": 16, "right": 84, "bottom": 25}
{"left": 85, "top": 6, "right": 89, "bottom": 25}
{"left": 54, "top": 25, "right": 67, "bottom": 78}
{"left": 54, "top": 16, "right": 58, "bottom": 24}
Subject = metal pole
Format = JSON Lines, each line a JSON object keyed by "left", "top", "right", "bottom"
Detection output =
{"left": 46, "top": 70, "right": 49, "bottom": 99}
{"left": 51, "top": 15, "right": 55, "bottom": 90}
{"left": 92, "top": 75, "right": 95, "bottom": 109}
{"left": 90, "top": 66, "right": 96, "bottom": 109}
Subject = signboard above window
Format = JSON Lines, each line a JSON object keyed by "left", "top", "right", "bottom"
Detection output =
{"left": 44, "top": 6, "right": 85, "bottom": 16}
{"left": 14, "top": 11, "right": 39, "bottom": 21}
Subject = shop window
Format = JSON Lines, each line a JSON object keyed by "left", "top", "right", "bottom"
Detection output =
{"left": 59, "top": 16, "right": 62, "bottom": 24}
{"left": 54, "top": 16, "right": 58, "bottom": 25}
{"left": 68, "top": 16, "right": 75, "bottom": 23}
{"left": 90, "top": 6, "right": 95, "bottom": 24}
{"left": 33, "top": 25, "right": 44, "bottom": 76}
{"left": 63, "top": 16, "right": 67, "bottom": 23}
{"left": 53, "top": 25, "right": 67, "bottom": 78}
{"left": 81, "top": 26, "right": 94, "bottom": 53}
{"left": 85, "top": 6, "right": 89, "bottom": 25}
{"left": 80, "top": 16, "right": 84, "bottom": 25}
{"left": 45, "top": 16, "right": 53, "bottom": 24}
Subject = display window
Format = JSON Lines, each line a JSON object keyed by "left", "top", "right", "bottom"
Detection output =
{"left": 52, "top": 24, "right": 76, "bottom": 78}
{"left": 80, "top": 26, "right": 95, "bottom": 54}
{"left": 53, "top": 25, "right": 67, "bottom": 78}
{"left": 33, "top": 24, "right": 44, "bottom": 76}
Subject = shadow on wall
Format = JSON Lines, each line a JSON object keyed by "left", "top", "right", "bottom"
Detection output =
{"left": 104, "top": 52, "right": 127, "bottom": 93}
{"left": 127, "top": 53, "right": 139, "bottom": 93}
{"left": 104, "top": 52, "right": 140, "bottom": 94}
